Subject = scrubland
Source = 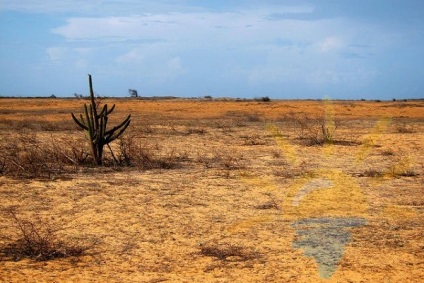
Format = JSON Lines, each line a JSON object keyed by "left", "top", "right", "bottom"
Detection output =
{"left": 0, "top": 98, "right": 423, "bottom": 282}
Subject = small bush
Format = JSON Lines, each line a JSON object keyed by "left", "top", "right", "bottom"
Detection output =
{"left": 0, "top": 132, "right": 91, "bottom": 178}
{"left": 116, "top": 133, "right": 183, "bottom": 170}
{"left": 255, "top": 199, "right": 280, "bottom": 210}
{"left": 186, "top": 127, "right": 207, "bottom": 135}
{"left": 395, "top": 122, "right": 416, "bottom": 133}
{"left": 286, "top": 114, "right": 339, "bottom": 145}
{"left": 1, "top": 209, "right": 94, "bottom": 261}
{"left": 245, "top": 112, "right": 263, "bottom": 122}
{"left": 200, "top": 242, "right": 260, "bottom": 261}
{"left": 196, "top": 149, "right": 244, "bottom": 177}
{"left": 381, "top": 149, "right": 395, "bottom": 156}
{"left": 361, "top": 169, "right": 384, "bottom": 177}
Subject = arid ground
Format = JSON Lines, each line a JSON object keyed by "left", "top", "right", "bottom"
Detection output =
{"left": 0, "top": 98, "right": 423, "bottom": 282}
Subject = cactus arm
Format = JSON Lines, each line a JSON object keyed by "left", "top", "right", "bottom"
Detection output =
{"left": 106, "top": 104, "right": 116, "bottom": 115}
{"left": 105, "top": 114, "right": 131, "bottom": 138}
{"left": 105, "top": 115, "right": 131, "bottom": 143}
{"left": 100, "top": 104, "right": 108, "bottom": 117}
{"left": 85, "top": 104, "right": 95, "bottom": 139}
{"left": 100, "top": 115, "right": 107, "bottom": 143}
{"left": 88, "top": 74, "right": 101, "bottom": 131}
{"left": 107, "top": 118, "right": 131, "bottom": 143}
{"left": 88, "top": 74, "right": 98, "bottom": 118}
{"left": 71, "top": 112, "right": 88, "bottom": 130}
{"left": 85, "top": 104, "right": 91, "bottom": 129}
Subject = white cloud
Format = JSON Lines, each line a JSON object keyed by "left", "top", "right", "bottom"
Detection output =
{"left": 0, "top": 0, "right": 185, "bottom": 15}
{"left": 51, "top": 11, "right": 348, "bottom": 51}
{"left": 47, "top": 8, "right": 386, "bottom": 93}
{"left": 318, "top": 36, "right": 344, "bottom": 52}
{"left": 46, "top": 47, "right": 68, "bottom": 61}
{"left": 167, "top": 56, "right": 184, "bottom": 73}
{"left": 116, "top": 48, "right": 145, "bottom": 64}
{"left": 46, "top": 46, "right": 92, "bottom": 70}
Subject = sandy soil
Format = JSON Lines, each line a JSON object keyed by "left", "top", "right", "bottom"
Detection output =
{"left": 0, "top": 98, "right": 423, "bottom": 282}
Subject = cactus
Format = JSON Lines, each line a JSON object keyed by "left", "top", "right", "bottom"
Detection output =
{"left": 71, "top": 74, "right": 131, "bottom": 165}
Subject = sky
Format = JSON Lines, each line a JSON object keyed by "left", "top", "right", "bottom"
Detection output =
{"left": 0, "top": 0, "right": 423, "bottom": 100}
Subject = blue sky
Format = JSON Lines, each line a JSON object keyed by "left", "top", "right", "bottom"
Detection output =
{"left": 1, "top": 0, "right": 423, "bottom": 99}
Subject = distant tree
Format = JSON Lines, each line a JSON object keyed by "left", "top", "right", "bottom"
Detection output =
{"left": 128, "top": 89, "right": 138, "bottom": 98}
{"left": 254, "top": 96, "right": 271, "bottom": 102}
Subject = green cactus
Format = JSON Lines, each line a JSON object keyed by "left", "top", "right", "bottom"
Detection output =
{"left": 71, "top": 74, "right": 131, "bottom": 165}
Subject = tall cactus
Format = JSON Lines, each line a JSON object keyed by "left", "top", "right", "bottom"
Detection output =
{"left": 71, "top": 74, "right": 131, "bottom": 165}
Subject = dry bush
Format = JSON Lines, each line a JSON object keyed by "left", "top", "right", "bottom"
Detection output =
{"left": 381, "top": 149, "right": 395, "bottom": 156}
{"left": 196, "top": 150, "right": 243, "bottom": 170}
{"left": 0, "top": 132, "right": 91, "bottom": 178}
{"left": 195, "top": 150, "right": 244, "bottom": 178}
{"left": 0, "top": 209, "right": 95, "bottom": 261}
{"left": 395, "top": 122, "right": 416, "bottom": 133}
{"left": 360, "top": 168, "right": 384, "bottom": 178}
{"left": 241, "top": 133, "right": 269, "bottom": 146}
{"left": 387, "top": 156, "right": 419, "bottom": 177}
{"left": 224, "top": 111, "right": 264, "bottom": 124}
{"left": 186, "top": 127, "right": 207, "bottom": 135}
{"left": 0, "top": 127, "right": 185, "bottom": 178}
{"left": 3, "top": 119, "right": 75, "bottom": 132}
{"left": 0, "top": 132, "right": 67, "bottom": 178}
{"left": 285, "top": 113, "right": 339, "bottom": 145}
{"left": 0, "top": 129, "right": 187, "bottom": 179}
{"left": 200, "top": 242, "right": 260, "bottom": 261}
{"left": 255, "top": 199, "right": 280, "bottom": 210}
{"left": 116, "top": 133, "right": 185, "bottom": 170}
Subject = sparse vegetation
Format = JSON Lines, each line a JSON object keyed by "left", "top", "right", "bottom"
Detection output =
{"left": 200, "top": 242, "right": 261, "bottom": 261}
{"left": 0, "top": 209, "right": 94, "bottom": 261}
{"left": 395, "top": 122, "right": 416, "bottom": 133}
{"left": 0, "top": 98, "right": 422, "bottom": 282}
{"left": 361, "top": 168, "right": 384, "bottom": 178}
{"left": 381, "top": 149, "right": 395, "bottom": 156}
{"left": 0, "top": 132, "right": 85, "bottom": 178}
{"left": 117, "top": 133, "right": 184, "bottom": 170}
{"left": 286, "top": 113, "right": 339, "bottom": 145}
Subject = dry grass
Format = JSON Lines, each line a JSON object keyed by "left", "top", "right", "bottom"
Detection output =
{"left": 0, "top": 98, "right": 423, "bottom": 282}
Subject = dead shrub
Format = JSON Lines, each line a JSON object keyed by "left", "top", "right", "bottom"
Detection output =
{"left": 360, "top": 168, "right": 384, "bottom": 178}
{"left": 255, "top": 199, "right": 280, "bottom": 210}
{"left": 116, "top": 133, "right": 183, "bottom": 170}
{"left": 186, "top": 127, "right": 207, "bottom": 135}
{"left": 388, "top": 157, "right": 419, "bottom": 177}
{"left": 395, "top": 122, "right": 416, "bottom": 134}
{"left": 0, "top": 209, "right": 94, "bottom": 261}
{"left": 196, "top": 149, "right": 244, "bottom": 175}
{"left": 0, "top": 132, "right": 64, "bottom": 178}
{"left": 381, "top": 149, "right": 395, "bottom": 156}
{"left": 200, "top": 242, "right": 260, "bottom": 261}
{"left": 285, "top": 113, "right": 339, "bottom": 145}
{"left": 0, "top": 128, "right": 185, "bottom": 178}
{"left": 0, "top": 132, "right": 90, "bottom": 178}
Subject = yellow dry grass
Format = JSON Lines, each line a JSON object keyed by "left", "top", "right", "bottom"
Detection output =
{"left": 0, "top": 98, "right": 423, "bottom": 282}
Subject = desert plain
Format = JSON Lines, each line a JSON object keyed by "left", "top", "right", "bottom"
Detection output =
{"left": 0, "top": 98, "right": 423, "bottom": 282}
